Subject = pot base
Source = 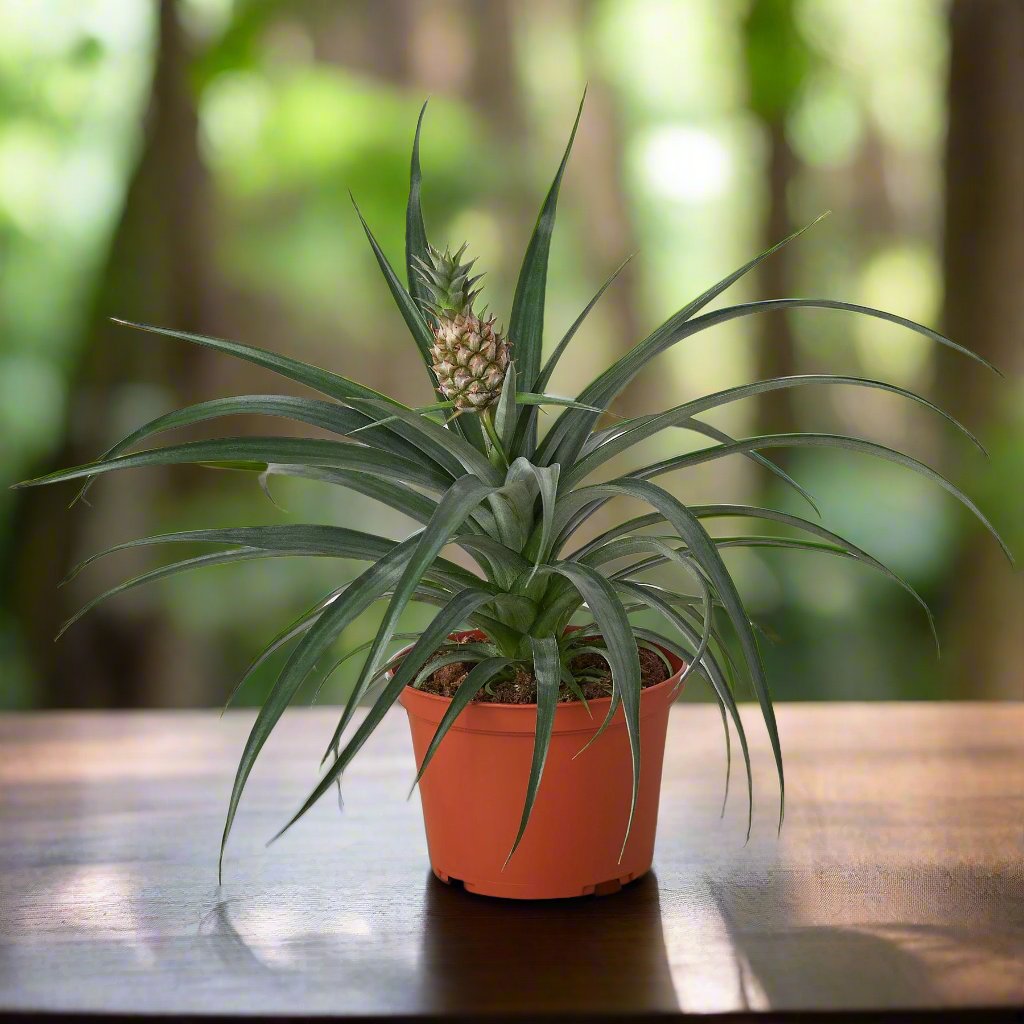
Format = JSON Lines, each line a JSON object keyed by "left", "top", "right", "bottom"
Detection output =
{"left": 432, "top": 865, "right": 650, "bottom": 900}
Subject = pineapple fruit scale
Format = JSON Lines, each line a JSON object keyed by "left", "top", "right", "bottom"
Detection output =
{"left": 416, "top": 244, "right": 511, "bottom": 411}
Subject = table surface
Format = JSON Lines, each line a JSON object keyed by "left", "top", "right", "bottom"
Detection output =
{"left": 0, "top": 703, "right": 1021, "bottom": 1022}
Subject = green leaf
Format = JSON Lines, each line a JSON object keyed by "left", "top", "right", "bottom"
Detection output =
{"left": 549, "top": 560, "right": 641, "bottom": 857}
{"left": 630, "top": 431, "right": 1013, "bottom": 565}
{"left": 572, "top": 478, "right": 783, "bottom": 829}
{"left": 565, "top": 373, "right": 986, "bottom": 486}
{"left": 456, "top": 534, "right": 530, "bottom": 589}
{"left": 62, "top": 525, "right": 379, "bottom": 582}
{"left": 509, "top": 91, "right": 586, "bottom": 402}
{"left": 591, "top": 502, "right": 938, "bottom": 654}
{"left": 350, "top": 397, "right": 500, "bottom": 484}
{"left": 675, "top": 416, "right": 820, "bottom": 519}
{"left": 68, "top": 394, "right": 408, "bottom": 508}
{"left": 259, "top": 466, "right": 442, "bottom": 526}
{"left": 693, "top": 504, "right": 938, "bottom": 651}
{"left": 539, "top": 290, "right": 996, "bottom": 470}
{"left": 352, "top": 194, "right": 435, "bottom": 368}
{"left": 409, "top": 657, "right": 513, "bottom": 793}
{"left": 100, "top": 323, "right": 484, "bottom": 479}
{"left": 582, "top": 532, "right": 717, "bottom": 688}
{"left": 554, "top": 413, "right": 821, "bottom": 553}
{"left": 219, "top": 535, "right": 421, "bottom": 879}
{"left": 271, "top": 590, "right": 499, "bottom": 842}
{"left": 505, "top": 636, "right": 560, "bottom": 863}
{"left": 57, "top": 548, "right": 280, "bottom": 639}
{"left": 515, "top": 392, "right": 608, "bottom": 413}
{"left": 108, "top": 319, "right": 392, "bottom": 405}
{"left": 224, "top": 585, "right": 350, "bottom": 712}
{"left": 15, "top": 437, "right": 454, "bottom": 494}
{"left": 513, "top": 254, "right": 632, "bottom": 456}
{"left": 406, "top": 100, "right": 431, "bottom": 313}
{"left": 534, "top": 214, "right": 829, "bottom": 465}
{"left": 625, "top": 609, "right": 750, "bottom": 831}
{"left": 506, "top": 457, "right": 560, "bottom": 567}
{"left": 493, "top": 362, "right": 518, "bottom": 453}
{"left": 480, "top": 405, "right": 510, "bottom": 471}
{"left": 64, "top": 523, "right": 481, "bottom": 593}
{"left": 311, "top": 634, "right": 429, "bottom": 706}
{"left": 585, "top": 532, "right": 720, "bottom": 692}
{"left": 535, "top": 255, "right": 634, "bottom": 396}
{"left": 321, "top": 475, "right": 497, "bottom": 760}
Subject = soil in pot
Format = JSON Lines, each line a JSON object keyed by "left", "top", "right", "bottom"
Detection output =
{"left": 418, "top": 642, "right": 671, "bottom": 704}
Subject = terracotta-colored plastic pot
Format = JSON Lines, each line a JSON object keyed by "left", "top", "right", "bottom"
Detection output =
{"left": 397, "top": 630, "right": 684, "bottom": 900}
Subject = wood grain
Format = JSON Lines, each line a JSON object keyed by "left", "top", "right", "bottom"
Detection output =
{"left": 0, "top": 703, "right": 1021, "bottom": 1020}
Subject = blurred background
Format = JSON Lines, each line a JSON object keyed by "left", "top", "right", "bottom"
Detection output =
{"left": 0, "top": 0, "right": 1020, "bottom": 710}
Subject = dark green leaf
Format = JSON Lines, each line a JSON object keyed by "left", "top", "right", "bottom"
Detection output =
{"left": 219, "top": 535, "right": 421, "bottom": 879}
{"left": 513, "top": 254, "right": 632, "bottom": 457}
{"left": 566, "top": 373, "right": 986, "bottom": 486}
{"left": 493, "top": 362, "right": 518, "bottom": 452}
{"left": 550, "top": 560, "right": 641, "bottom": 857}
{"left": 272, "top": 590, "right": 499, "bottom": 842}
{"left": 406, "top": 100, "right": 431, "bottom": 312}
{"left": 16, "top": 437, "right": 453, "bottom": 494}
{"left": 58, "top": 548, "right": 282, "bottom": 639}
{"left": 505, "top": 636, "right": 560, "bottom": 863}
{"left": 572, "top": 479, "right": 783, "bottom": 828}
{"left": 322, "top": 475, "right": 497, "bottom": 758}
{"left": 626, "top": 609, "right": 749, "bottom": 832}
{"left": 509, "top": 91, "right": 585, "bottom": 399}
{"left": 630, "top": 432, "right": 1013, "bottom": 565}
{"left": 410, "top": 656, "right": 513, "bottom": 792}
{"left": 539, "top": 291, "right": 995, "bottom": 469}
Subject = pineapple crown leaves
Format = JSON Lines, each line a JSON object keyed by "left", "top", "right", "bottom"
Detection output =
{"left": 414, "top": 243, "right": 484, "bottom": 318}
{"left": 14, "top": 92, "right": 1012, "bottom": 879}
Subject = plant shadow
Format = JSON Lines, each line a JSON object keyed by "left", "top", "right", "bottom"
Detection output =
{"left": 415, "top": 869, "right": 680, "bottom": 1016}
{"left": 677, "top": 863, "right": 1024, "bottom": 1014}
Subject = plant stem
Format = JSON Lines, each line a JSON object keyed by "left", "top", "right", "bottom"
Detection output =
{"left": 480, "top": 407, "right": 509, "bottom": 470}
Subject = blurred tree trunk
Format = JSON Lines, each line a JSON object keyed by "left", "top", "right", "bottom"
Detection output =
{"left": 572, "top": 70, "right": 656, "bottom": 418}
{"left": 742, "top": 0, "right": 810, "bottom": 444}
{"left": 566, "top": 0, "right": 652, "bottom": 415}
{"left": 938, "top": 0, "right": 1024, "bottom": 699}
{"left": 462, "top": 0, "right": 536, "bottom": 301}
{"left": 6, "top": 0, "right": 220, "bottom": 707}
{"left": 312, "top": 0, "right": 414, "bottom": 81}
{"left": 465, "top": 1, "right": 525, "bottom": 137}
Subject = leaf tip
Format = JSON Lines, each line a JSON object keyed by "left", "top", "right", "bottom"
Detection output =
{"left": 265, "top": 819, "right": 291, "bottom": 848}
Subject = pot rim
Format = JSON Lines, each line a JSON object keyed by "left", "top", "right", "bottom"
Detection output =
{"left": 392, "top": 627, "right": 685, "bottom": 713}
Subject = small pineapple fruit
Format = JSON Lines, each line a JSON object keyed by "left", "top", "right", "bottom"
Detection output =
{"left": 416, "top": 244, "right": 511, "bottom": 411}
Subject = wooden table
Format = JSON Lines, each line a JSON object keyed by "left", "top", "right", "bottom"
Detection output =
{"left": 0, "top": 704, "right": 1021, "bottom": 1022}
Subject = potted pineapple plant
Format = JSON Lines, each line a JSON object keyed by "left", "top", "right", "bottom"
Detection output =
{"left": 17, "top": 98, "right": 1010, "bottom": 900}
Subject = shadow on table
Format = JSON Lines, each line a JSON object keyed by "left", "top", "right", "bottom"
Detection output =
{"left": 416, "top": 869, "right": 680, "bottom": 1016}
{"left": 698, "top": 864, "right": 1023, "bottom": 1013}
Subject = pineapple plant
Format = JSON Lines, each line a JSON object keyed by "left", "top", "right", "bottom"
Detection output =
{"left": 16, "top": 96, "right": 1011, "bottom": 894}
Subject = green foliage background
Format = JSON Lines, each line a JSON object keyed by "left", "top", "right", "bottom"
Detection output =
{"left": 1, "top": 0, "right": 1020, "bottom": 709}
